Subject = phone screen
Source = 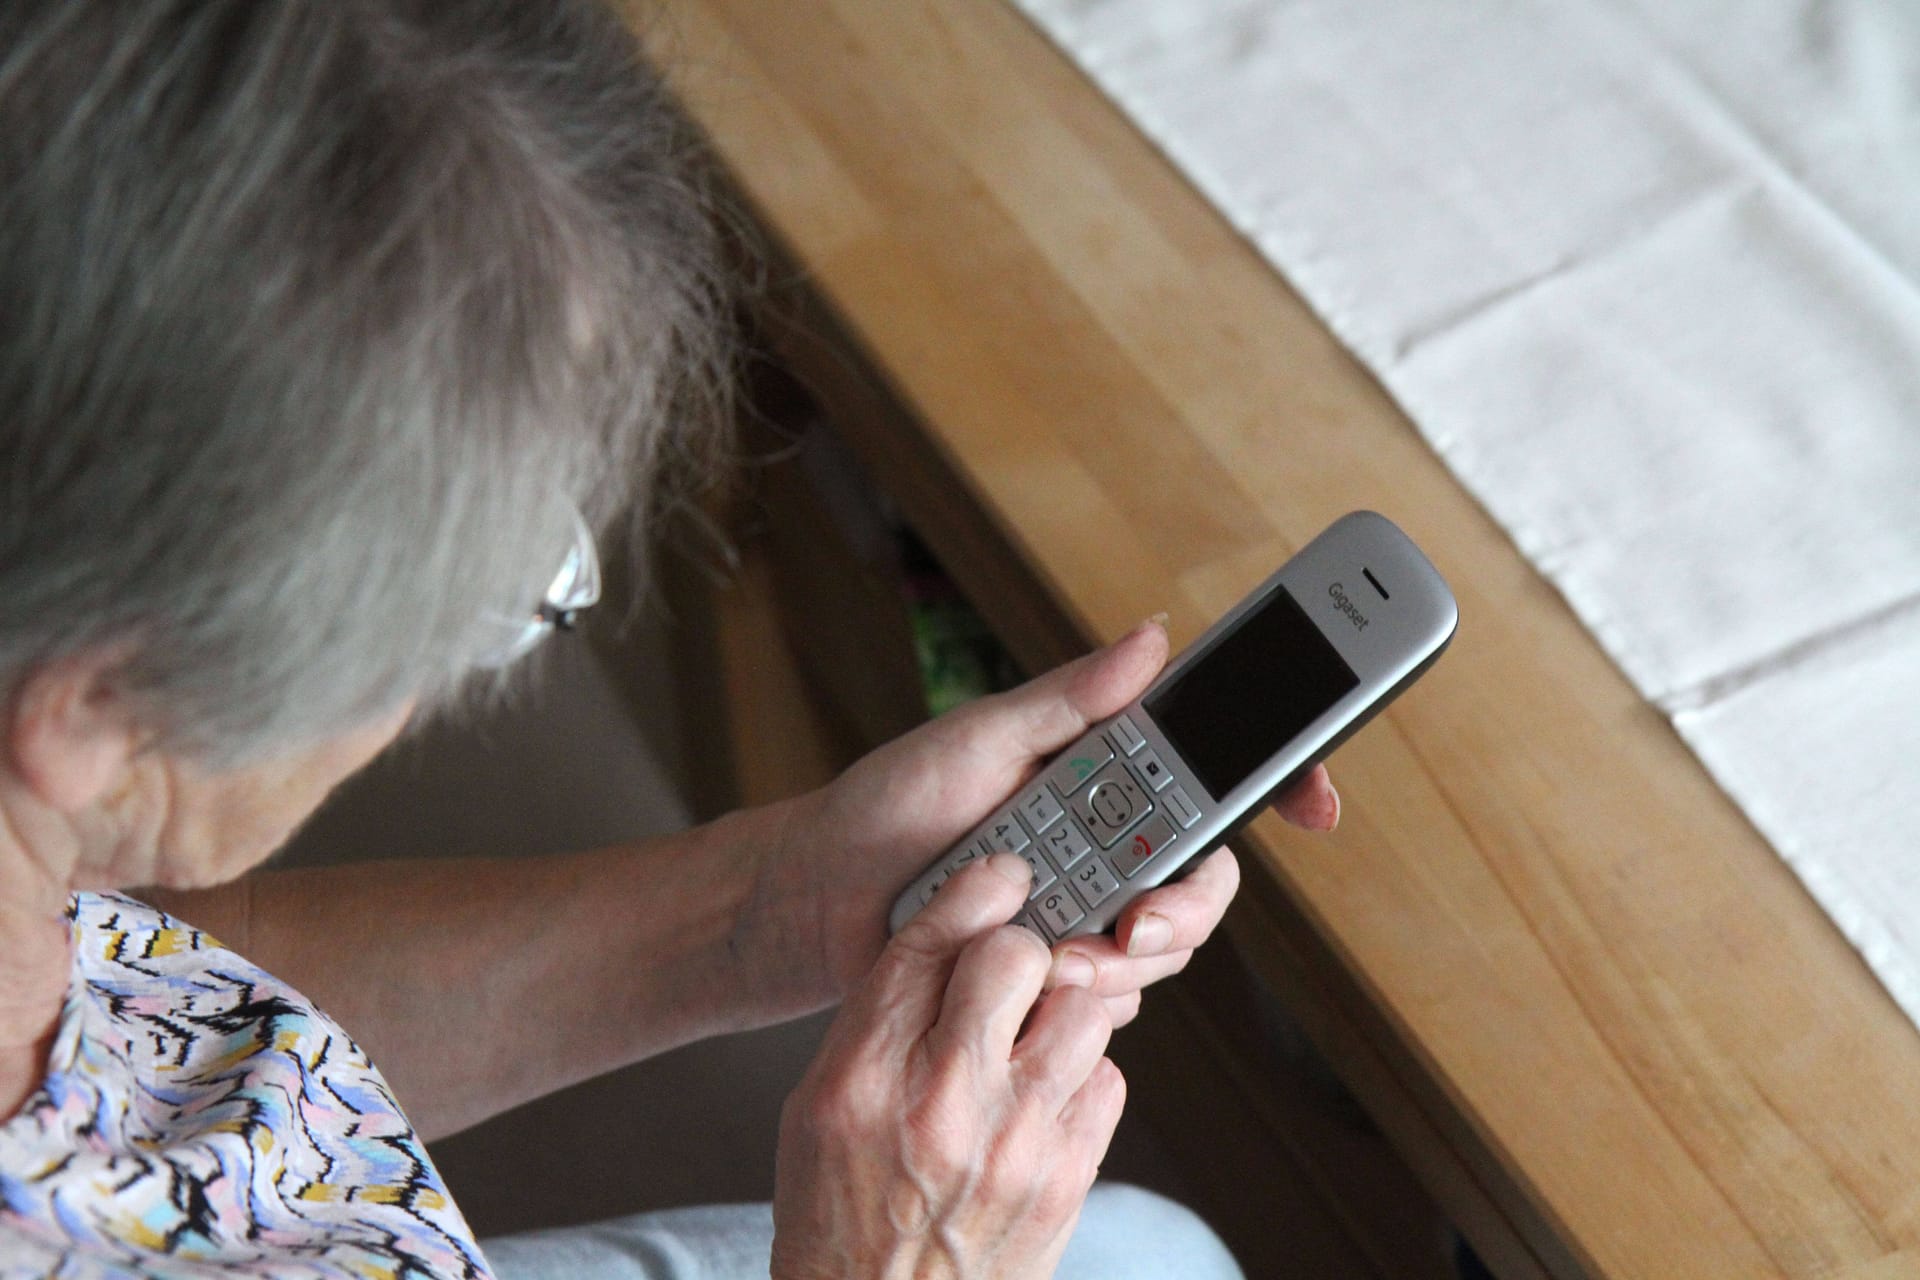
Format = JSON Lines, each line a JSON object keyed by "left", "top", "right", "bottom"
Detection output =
{"left": 1144, "top": 585, "right": 1359, "bottom": 800}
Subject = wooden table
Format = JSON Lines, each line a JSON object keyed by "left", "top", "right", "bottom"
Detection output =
{"left": 632, "top": 3, "right": 1920, "bottom": 1276}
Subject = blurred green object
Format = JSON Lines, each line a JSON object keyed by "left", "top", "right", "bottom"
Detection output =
{"left": 910, "top": 598, "right": 1020, "bottom": 716}
{"left": 900, "top": 530, "right": 1022, "bottom": 715}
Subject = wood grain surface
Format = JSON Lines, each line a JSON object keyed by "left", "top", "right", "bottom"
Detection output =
{"left": 629, "top": 2, "right": 1920, "bottom": 1275}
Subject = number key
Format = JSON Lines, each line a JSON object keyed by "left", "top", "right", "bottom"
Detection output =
{"left": 1017, "top": 785, "right": 1065, "bottom": 834}
{"left": 919, "top": 865, "right": 953, "bottom": 905}
{"left": 1018, "top": 845, "right": 1057, "bottom": 899}
{"left": 1070, "top": 857, "right": 1120, "bottom": 909}
{"left": 1039, "top": 819, "right": 1094, "bottom": 875}
{"left": 1036, "top": 887, "right": 1085, "bottom": 935}
{"left": 984, "top": 815, "right": 1029, "bottom": 854}
{"left": 1008, "top": 911, "right": 1055, "bottom": 943}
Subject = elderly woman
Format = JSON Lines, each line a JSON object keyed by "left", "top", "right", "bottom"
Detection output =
{"left": 0, "top": 3, "right": 1341, "bottom": 1277}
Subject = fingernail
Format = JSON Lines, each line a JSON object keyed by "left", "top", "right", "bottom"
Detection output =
{"left": 987, "top": 853, "right": 1032, "bottom": 888}
{"left": 1326, "top": 782, "right": 1341, "bottom": 830}
{"left": 1141, "top": 611, "right": 1170, "bottom": 633}
{"left": 1049, "top": 952, "right": 1095, "bottom": 989}
{"left": 1127, "top": 913, "right": 1173, "bottom": 957}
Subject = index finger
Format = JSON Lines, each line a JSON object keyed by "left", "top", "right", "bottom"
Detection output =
{"left": 840, "top": 854, "right": 1035, "bottom": 1046}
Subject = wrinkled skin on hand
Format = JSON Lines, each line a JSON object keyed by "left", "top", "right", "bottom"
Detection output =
{"left": 771, "top": 855, "right": 1125, "bottom": 1280}
{"left": 761, "top": 622, "right": 1341, "bottom": 1276}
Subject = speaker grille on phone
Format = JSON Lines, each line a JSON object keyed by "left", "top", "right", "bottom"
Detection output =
{"left": 1363, "top": 568, "right": 1390, "bottom": 600}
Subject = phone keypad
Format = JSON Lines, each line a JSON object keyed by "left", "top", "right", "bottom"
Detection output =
{"left": 1132, "top": 748, "right": 1173, "bottom": 793}
{"left": 1018, "top": 845, "right": 1056, "bottom": 899}
{"left": 1045, "top": 734, "right": 1114, "bottom": 798}
{"left": 1163, "top": 786, "right": 1201, "bottom": 829}
{"left": 984, "top": 816, "right": 1029, "bottom": 854}
{"left": 903, "top": 710, "right": 1191, "bottom": 939}
{"left": 1039, "top": 818, "right": 1094, "bottom": 875}
{"left": 1012, "top": 910, "right": 1050, "bottom": 941}
{"left": 1070, "top": 761, "right": 1152, "bottom": 849}
{"left": 1017, "top": 785, "right": 1065, "bottom": 834}
{"left": 1035, "top": 885, "right": 1086, "bottom": 935}
{"left": 1069, "top": 857, "right": 1120, "bottom": 910}
{"left": 1110, "top": 814, "right": 1176, "bottom": 879}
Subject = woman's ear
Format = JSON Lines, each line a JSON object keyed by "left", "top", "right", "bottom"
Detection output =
{"left": 5, "top": 652, "right": 140, "bottom": 813}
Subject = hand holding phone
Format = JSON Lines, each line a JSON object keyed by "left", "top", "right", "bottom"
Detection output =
{"left": 890, "top": 511, "right": 1456, "bottom": 943}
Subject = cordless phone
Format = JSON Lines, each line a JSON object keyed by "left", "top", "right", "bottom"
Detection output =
{"left": 888, "top": 511, "right": 1457, "bottom": 943}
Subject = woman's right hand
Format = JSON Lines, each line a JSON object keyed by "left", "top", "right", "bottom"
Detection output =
{"left": 770, "top": 852, "right": 1125, "bottom": 1279}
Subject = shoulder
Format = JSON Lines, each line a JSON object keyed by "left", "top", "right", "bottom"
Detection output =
{"left": 70, "top": 889, "right": 224, "bottom": 966}
{"left": 22, "top": 893, "right": 491, "bottom": 1276}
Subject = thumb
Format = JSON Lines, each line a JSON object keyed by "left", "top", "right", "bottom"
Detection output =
{"left": 963, "top": 618, "right": 1171, "bottom": 761}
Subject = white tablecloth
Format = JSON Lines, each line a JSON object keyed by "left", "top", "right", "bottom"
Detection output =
{"left": 1014, "top": 0, "right": 1920, "bottom": 1019}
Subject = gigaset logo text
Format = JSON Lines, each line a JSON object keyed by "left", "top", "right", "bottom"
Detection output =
{"left": 1328, "top": 582, "right": 1368, "bottom": 631}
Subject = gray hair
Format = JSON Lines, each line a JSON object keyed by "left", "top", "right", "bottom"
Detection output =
{"left": 0, "top": 0, "right": 730, "bottom": 763}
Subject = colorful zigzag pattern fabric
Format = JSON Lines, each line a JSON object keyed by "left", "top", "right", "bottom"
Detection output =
{"left": 0, "top": 892, "right": 491, "bottom": 1279}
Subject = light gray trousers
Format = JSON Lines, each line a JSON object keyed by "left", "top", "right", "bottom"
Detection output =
{"left": 483, "top": 1183, "right": 1245, "bottom": 1279}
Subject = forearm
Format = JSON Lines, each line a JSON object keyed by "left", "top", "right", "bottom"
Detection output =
{"left": 146, "top": 799, "right": 804, "bottom": 1142}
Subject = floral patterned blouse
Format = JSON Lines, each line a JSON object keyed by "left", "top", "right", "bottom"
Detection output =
{"left": 0, "top": 893, "right": 491, "bottom": 1279}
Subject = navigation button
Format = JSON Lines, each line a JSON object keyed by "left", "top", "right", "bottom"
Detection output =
{"left": 1069, "top": 760, "right": 1152, "bottom": 849}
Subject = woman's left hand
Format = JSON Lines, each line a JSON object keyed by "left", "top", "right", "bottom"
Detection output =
{"left": 739, "top": 619, "right": 1340, "bottom": 1027}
